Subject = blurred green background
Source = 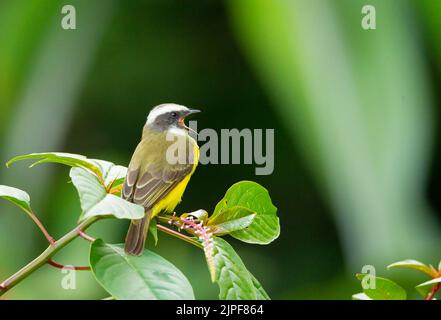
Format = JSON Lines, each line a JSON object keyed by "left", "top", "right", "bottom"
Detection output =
{"left": 1, "top": 0, "right": 441, "bottom": 299}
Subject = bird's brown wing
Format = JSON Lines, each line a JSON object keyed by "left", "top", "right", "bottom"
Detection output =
{"left": 122, "top": 138, "right": 195, "bottom": 211}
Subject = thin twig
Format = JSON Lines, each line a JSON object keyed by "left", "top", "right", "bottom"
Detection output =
{"left": 0, "top": 211, "right": 208, "bottom": 297}
{"left": 28, "top": 210, "right": 55, "bottom": 245}
{"left": 156, "top": 224, "right": 203, "bottom": 249}
{"left": 47, "top": 259, "right": 91, "bottom": 271}
{"left": 78, "top": 230, "right": 95, "bottom": 242}
{"left": 157, "top": 214, "right": 181, "bottom": 224}
{"left": 425, "top": 283, "right": 440, "bottom": 300}
{"left": 0, "top": 216, "right": 99, "bottom": 296}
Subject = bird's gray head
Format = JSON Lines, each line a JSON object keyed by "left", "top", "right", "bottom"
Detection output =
{"left": 146, "top": 103, "right": 200, "bottom": 132}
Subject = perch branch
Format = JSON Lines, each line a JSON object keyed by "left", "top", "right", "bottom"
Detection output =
{"left": 0, "top": 216, "right": 99, "bottom": 297}
{"left": 156, "top": 224, "right": 203, "bottom": 249}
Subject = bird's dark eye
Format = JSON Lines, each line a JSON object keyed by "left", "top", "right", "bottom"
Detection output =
{"left": 171, "top": 112, "right": 178, "bottom": 118}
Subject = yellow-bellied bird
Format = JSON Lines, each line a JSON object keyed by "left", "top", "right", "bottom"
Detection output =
{"left": 123, "top": 103, "right": 200, "bottom": 255}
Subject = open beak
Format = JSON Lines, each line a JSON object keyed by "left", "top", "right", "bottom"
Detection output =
{"left": 180, "top": 109, "right": 201, "bottom": 135}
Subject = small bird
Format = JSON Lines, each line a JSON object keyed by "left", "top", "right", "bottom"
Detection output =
{"left": 123, "top": 103, "right": 200, "bottom": 255}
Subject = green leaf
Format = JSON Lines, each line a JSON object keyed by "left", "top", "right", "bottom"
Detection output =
{"left": 92, "top": 159, "right": 127, "bottom": 188}
{"left": 0, "top": 185, "right": 32, "bottom": 214}
{"left": 70, "top": 168, "right": 144, "bottom": 221}
{"left": 207, "top": 207, "right": 256, "bottom": 235}
{"left": 6, "top": 153, "right": 128, "bottom": 190}
{"left": 70, "top": 168, "right": 106, "bottom": 212}
{"left": 355, "top": 273, "right": 407, "bottom": 300}
{"left": 231, "top": 214, "right": 279, "bottom": 244}
{"left": 82, "top": 194, "right": 144, "bottom": 221}
{"left": 90, "top": 239, "right": 194, "bottom": 300}
{"left": 352, "top": 293, "right": 372, "bottom": 300}
{"left": 212, "top": 181, "right": 279, "bottom": 244}
{"left": 387, "top": 259, "right": 438, "bottom": 278}
{"left": 210, "top": 237, "right": 269, "bottom": 300}
{"left": 7, "top": 152, "right": 104, "bottom": 179}
{"left": 415, "top": 277, "right": 441, "bottom": 298}
{"left": 250, "top": 273, "right": 271, "bottom": 300}
{"left": 181, "top": 209, "right": 209, "bottom": 222}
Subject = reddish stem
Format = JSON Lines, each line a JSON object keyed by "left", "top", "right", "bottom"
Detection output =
{"left": 425, "top": 283, "right": 440, "bottom": 301}
{"left": 78, "top": 230, "right": 95, "bottom": 242}
{"left": 29, "top": 210, "right": 55, "bottom": 245}
{"left": 47, "top": 259, "right": 90, "bottom": 271}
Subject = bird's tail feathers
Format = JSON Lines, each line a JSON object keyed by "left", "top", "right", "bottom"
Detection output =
{"left": 124, "top": 212, "right": 151, "bottom": 256}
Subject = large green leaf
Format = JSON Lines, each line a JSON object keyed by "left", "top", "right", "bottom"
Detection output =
{"left": 231, "top": 214, "right": 279, "bottom": 244}
{"left": 70, "top": 168, "right": 106, "bottom": 212}
{"left": 355, "top": 273, "right": 407, "bottom": 300}
{"left": 7, "top": 152, "right": 104, "bottom": 178}
{"left": 82, "top": 194, "right": 144, "bottom": 221}
{"left": 212, "top": 181, "right": 279, "bottom": 244}
{"left": 250, "top": 273, "right": 271, "bottom": 300}
{"left": 90, "top": 239, "right": 194, "bottom": 300}
{"left": 0, "top": 185, "right": 32, "bottom": 214}
{"left": 210, "top": 237, "right": 269, "bottom": 300}
{"left": 70, "top": 168, "right": 143, "bottom": 221}
{"left": 207, "top": 207, "right": 256, "bottom": 235}
{"left": 387, "top": 259, "right": 438, "bottom": 278}
{"left": 6, "top": 152, "right": 127, "bottom": 189}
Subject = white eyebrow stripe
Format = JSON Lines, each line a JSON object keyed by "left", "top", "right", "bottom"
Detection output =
{"left": 146, "top": 103, "right": 189, "bottom": 125}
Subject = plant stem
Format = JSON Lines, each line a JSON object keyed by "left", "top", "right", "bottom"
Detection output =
{"left": 0, "top": 216, "right": 99, "bottom": 297}
{"left": 78, "top": 230, "right": 95, "bottom": 242}
{"left": 47, "top": 259, "right": 91, "bottom": 271}
{"left": 0, "top": 213, "right": 205, "bottom": 297}
{"left": 157, "top": 214, "right": 180, "bottom": 224}
{"left": 28, "top": 210, "right": 55, "bottom": 245}
{"left": 425, "top": 283, "right": 440, "bottom": 301}
{"left": 156, "top": 224, "right": 203, "bottom": 249}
